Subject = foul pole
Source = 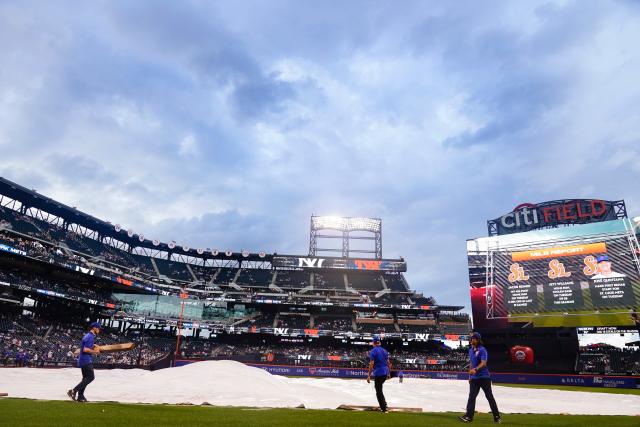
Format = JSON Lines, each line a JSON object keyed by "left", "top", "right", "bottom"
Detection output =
{"left": 174, "top": 288, "right": 188, "bottom": 367}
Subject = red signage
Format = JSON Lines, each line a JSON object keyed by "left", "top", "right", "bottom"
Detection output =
{"left": 510, "top": 346, "right": 535, "bottom": 364}
{"left": 488, "top": 199, "right": 626, "bottom": 236}
{"left": 116, "top": 277, "right": 133, "bottom": 287}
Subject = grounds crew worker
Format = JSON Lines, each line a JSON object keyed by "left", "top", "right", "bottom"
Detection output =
{"left": 459, "top": 332, "right": 501, "bottom": 423}
{"left": 367, "top": 335, "right": 391, "bottom": 413}
{"left": 68, "top": 322, "right": 102, "bottom": 402}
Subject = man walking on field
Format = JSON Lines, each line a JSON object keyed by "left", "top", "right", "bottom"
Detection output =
{"left": 67, "top": 322, "right": 102, "bottom": 402}
{"left": 367, "top": 335, "right": 392, "bottom": 413}
{"left": 459, "top": 332, "right": 501, "bottom": 423}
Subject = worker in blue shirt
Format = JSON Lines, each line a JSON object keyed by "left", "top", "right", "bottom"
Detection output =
{"left": 459, "top": 332, "right": 501, "bottom": 423}
{"left": 367, "top": 335, "right": 392, "bottom": 413}
{"left": 68, "top": 322, "right": 102, "bottom": 402}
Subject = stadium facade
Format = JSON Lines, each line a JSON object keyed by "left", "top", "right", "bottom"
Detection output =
{"left": 2, "top": 178, "right": 638, "bottom": 387}
{"left": 0, "top": 177, "right": 470, "bottom": 372}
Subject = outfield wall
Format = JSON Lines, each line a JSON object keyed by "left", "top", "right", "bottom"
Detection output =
{"left": 174, "top": 360, "right": 640, "bottom": 389}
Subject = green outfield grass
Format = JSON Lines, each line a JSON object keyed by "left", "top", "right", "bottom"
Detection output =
{"left": 495, "top": 383, "right": 640, "bottom": 395}
{"left": 507, "top": 309, "right": 636, "bottom": 328}
{"left": 0, "top": 399, "right": 637, "bottom": 427}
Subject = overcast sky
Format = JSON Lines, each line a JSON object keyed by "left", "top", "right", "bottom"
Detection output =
{"left": 1, "top": 1, "right": 640, "bottom": 307}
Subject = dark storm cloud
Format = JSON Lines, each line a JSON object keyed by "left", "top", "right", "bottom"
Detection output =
{"left": 103, "top": 1, "right": 296, "bottom": 121}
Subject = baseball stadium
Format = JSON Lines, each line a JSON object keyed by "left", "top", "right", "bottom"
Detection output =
{"left": 3, "top": 2, "right": 640, "bottom": 426}
{"left": 0, "top": 179, "right": 639, "bottom": 425}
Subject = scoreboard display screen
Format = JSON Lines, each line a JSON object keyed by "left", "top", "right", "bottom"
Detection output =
{"left": 468, "top": 220, "right": 640, "bottom": 328}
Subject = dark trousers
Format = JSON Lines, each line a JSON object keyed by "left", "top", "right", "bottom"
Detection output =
{"left": 73, "top": 364, "right": 95, "bottom": 397}
{"left": 374, "top": 376, "right": 387, "bottom": 411}
{"left": 465, "top": 378, "right": 500, "bottom": 419}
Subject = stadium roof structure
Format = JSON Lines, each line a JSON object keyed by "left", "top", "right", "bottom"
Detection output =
{"left": 0, "top": 177, "right": 269, "bottom": 261}
{"left": 0, "top": 177, "right": 405, "bottom": 264}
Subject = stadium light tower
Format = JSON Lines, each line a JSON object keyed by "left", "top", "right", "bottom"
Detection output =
{"left": 309, "top": 215, "right": 382, "bottom": 259}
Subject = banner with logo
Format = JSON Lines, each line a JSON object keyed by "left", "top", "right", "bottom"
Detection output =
{"left": 488, "top": 199, "right": 625, "bottom": 236}
{"left": 272, "top": 256, "right": 407, "bottom": 272}
{"left": 0, "top": 243, "right": 27, "bottom": 256}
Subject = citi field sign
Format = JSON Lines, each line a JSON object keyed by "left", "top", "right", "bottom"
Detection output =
{"left": 487, "top": 199, "right": 626, "bottom": 236}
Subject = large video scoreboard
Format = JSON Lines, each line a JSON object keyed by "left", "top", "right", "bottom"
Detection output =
{"left": 468, "top": 217, "right": 640, "bottom": 328}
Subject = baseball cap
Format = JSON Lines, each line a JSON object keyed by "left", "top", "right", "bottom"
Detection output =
{"left": 596, "top": 255, "right": 609, "bottom": 263}
{"left": 90, "top": 322, "right": 103, "bottom": 329}
{"left": 372, "top": 335, "right": 381, "bottom": 343}
{"left": 470, "top": 332, "right": 481, "bottom": 340}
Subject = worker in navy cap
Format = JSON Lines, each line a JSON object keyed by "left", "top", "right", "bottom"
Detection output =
{"left": 68, "top": 322, "right": 102, "bottom": 402}
{"left": 367, "top": 335, "right": 392, "bottom": 413}
{"left": 459, "top": 332, "right": 501, "bottom": 423}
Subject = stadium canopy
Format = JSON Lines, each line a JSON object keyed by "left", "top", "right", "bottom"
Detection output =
{"left": 0, "top": 177, "right": 405, "bottom": 264}
{"left": 0, "top": 177, "right": 269, "bottom": 261}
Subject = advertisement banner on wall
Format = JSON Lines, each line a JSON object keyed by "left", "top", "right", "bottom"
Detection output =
{"left": 173, "top": 361, "right": 640, "bottom": 389}
{"left": 487, "top": 199, "right": 626, "bottom": 236}
{"left": 272, "top": 256, "right": 407, "bottom": 272}
{"left": 0, "top": 243, "right": 27, "bottom": 256}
